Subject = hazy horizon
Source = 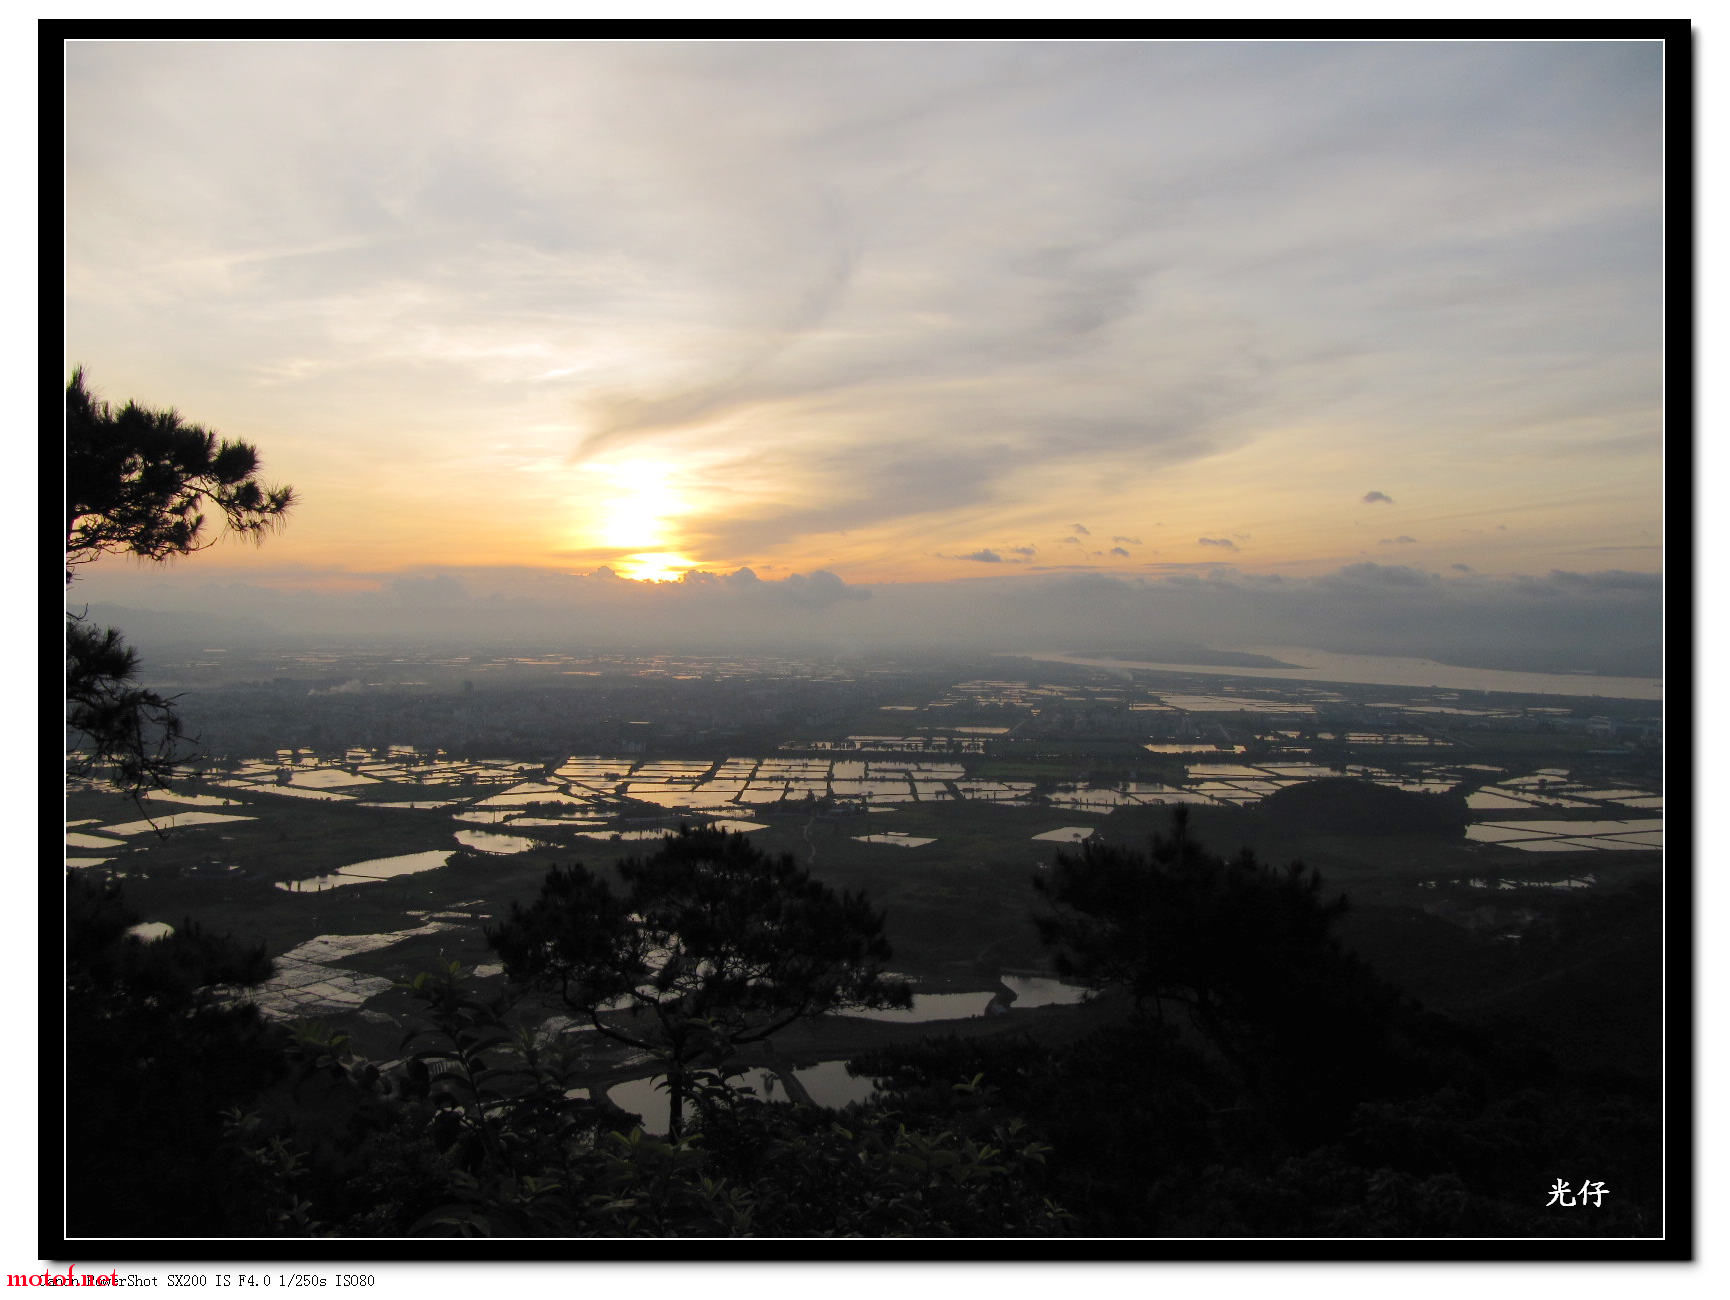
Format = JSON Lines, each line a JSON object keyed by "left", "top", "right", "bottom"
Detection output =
{"left": 73, "top": 555, "right": 1661, "bottom": 681}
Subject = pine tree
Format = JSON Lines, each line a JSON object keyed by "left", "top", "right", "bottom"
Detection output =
{"left": 63, "top": 368, "right": 294, "bottom": 796}
{"left": 487, "top": 826, "right": 911, "bottom": 1138}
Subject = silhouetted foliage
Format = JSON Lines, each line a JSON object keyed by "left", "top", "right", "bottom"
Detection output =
{"left": 682, "top": 1076, "right": 1070, "bottom": 1237}
{"left": 252, "top": 961, "right": 1061, "bottom": 1237}
{"left": 64, "top": 617, "right": 185, "bottom": 797}
{"left": 1033, "top": 807, "right": 1415, "bottom": 1133}
{"left": 1034, "top": 806, "right": 1347, "bottom": 1019}
{"left": 64, "top": 874, "right": 286, "bottom": 1236}
{"left": 844, "top": 1000, "right": 1660, "bottom": 1238}
{"left": 65, "top": 367, "right": 294, "bottom": 573}
{"left": 486, "top": 826, "right": 911, "bottom": 1137}
{"left": 63, "top": 368, "right": 294, "bottom": 797}
{"left": 77, "top": 904, "right": 1658, "bottom": 1237}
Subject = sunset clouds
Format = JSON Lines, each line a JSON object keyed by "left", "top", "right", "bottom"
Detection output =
{"left": 65, "top": 39, "right": 1663, "bottom": 616}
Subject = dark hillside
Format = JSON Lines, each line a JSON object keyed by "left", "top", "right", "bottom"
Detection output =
{"left": 1259, "top": 777, "right": 1468, "bottom": 837}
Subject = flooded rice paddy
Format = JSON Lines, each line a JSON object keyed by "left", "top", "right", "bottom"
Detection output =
{"left": 1421, "top": 873, "right": 1598, "bottom": 891}
{"left": 276, "top": 849, "right": 454, "bottom": 893}
{"left": 68, "top": 746, "right": 1661, "bottom": 898}
{"left": 452, "top": 828, "right": 545, "bottom": 855}
{"left": 238, "top": 921, "right": 461, "bottom": 1018}
{"left": 839, "top": 990, "right": 1003, "bottom": 1022}
{"left": 600, "top": 975, "right": 1087, "bottom": 1133}
{"left": 99, "top": 811, "right": 256, "bottom": 835}
{"left": 70, "top": 738, "right": 1658, "bottom": 1046}
{"left": 66, "top": 832, "right": 124, "bottom": 850}
{"left": 603, "top": 1060, "right": 888, "bottom": 1136}
{"left": 1002, "top": 975, "right": 1091, "bottom": 1008}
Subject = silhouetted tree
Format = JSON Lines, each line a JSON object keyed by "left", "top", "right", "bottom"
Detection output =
{"left": 64, "top": 618, "right": 186, "bottom": 798}
{"left": 487, "top": 826, "right": 911, "bottom": 1138}
{"left": 64, "top": 368, "right": 294, "bottom": 796}
{"left": 1033, "top": 807, "right": 1407, "bottom": 1129}
{"left": 65, "top": 874, "right": 284, "bottom": 1235}
{"left": 65, "top": 368, "right": 294, "bottom": 571}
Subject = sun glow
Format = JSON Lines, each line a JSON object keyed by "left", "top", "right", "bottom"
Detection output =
{"left": 575, "top": 460, "right": 703, "bottom": 579}
{"left": 614, "top": 552, "right": 696, "bottom": 582}
{"left": 597, "top": 460, "right": 686, "bottom": 549}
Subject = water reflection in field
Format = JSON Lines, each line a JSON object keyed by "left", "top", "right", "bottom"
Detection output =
{"left": 842, "top": 991, "right": 998, "bottom": 1023}
{"left": 785, "top": 1059, "right": 882, "bottom": 1109}
{"left": 141, "top": 791, "right": 237, "bottom": 808}
{"left": 66, "top": 832, "right": 124, "bottom": 850}
{"left": 604, "top": 1060, "right": 885, "bottom": 1136}
{"left": 275, "top": 849, "right": 453, "bottom": 892}
{"left": 100, "top": 812, "right": 256, "bottom": 836}
{"left": 453, "top": 829, "right": 542, "bottom": 855}
{"left": 1002, "top": 975, "right": 1089, "bottom": 1008}
{"left": 603, "top": 1075, "right": 678, "bottom": 1135}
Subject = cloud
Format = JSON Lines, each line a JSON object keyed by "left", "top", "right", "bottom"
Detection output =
{"left": 1112, "top": 536, "right": 1141, "bottom": 545}
{"left": 1531, "top": 568, "right": 1661, "bottom": 592}
{"left": 667, "top": 565, "right": 870, "bottom": 608}
{"left": 1009, "top": 545, "right": 1037, "bottom": 557}
{"left": 1451, "top": 562, "right": 1473, "bottom": 572}
{"left": 1110, "top": 547, "right": 1130, "bottom": 557}
{"left": 777, "top": 569, "right": 870, "bottom": 607}
{"left": 1197, "top": 537, "right": 1238, "bottom": 550}
{"left": 63, "top": 42, "right": 1660, "bottom": 585}
{"left": 960, "top": 549, "right": 1003, "bottom": 563}
{"left": 1379, "top": 535, "right": 1418, "bottom": 544}
{"left": 1071, "top": 524, "right": 1091, "bottom": 536}
{"left": 1319, "top": 562, "right": 1435, "bottom": 589}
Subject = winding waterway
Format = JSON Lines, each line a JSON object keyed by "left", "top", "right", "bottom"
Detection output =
{"left": 1015, "top": 646, "right": 1661, "bottom": 701}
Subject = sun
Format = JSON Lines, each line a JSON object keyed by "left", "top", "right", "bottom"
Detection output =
{"left": 613, "top": 551, "right": 695, "bottom": 582}
{"left": 577, "top": 461, "right": 701, "bottom": 580}
{"left": 597, "top": 460, "right": 685, "bottom": 549}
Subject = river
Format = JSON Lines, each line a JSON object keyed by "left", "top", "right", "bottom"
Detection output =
{"left": 1012, "top": 646, "right": 1661, "bottom": 702}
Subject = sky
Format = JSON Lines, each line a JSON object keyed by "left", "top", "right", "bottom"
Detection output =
{"left": 62, "top": 38, "right": 1668, "bottom": 670}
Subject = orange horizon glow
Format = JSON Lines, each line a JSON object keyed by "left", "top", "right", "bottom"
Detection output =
{"left": 612, "top": 552, "right": 699, "bottom": 582}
